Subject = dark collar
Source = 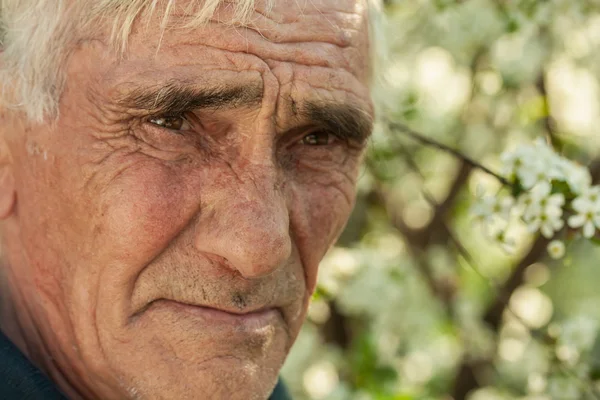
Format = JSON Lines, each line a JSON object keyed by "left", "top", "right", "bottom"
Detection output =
{"left": 270, "top": 378, "right": 293, "bottom": 400}
{"left": 0, "top": 331, "right": 291, "bottom": 399}
{"left": 0, "top": 331, "right": 66, "bottom": 399}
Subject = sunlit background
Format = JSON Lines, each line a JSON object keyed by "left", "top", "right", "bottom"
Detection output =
{"left": 281, "top": 1, "right": 600, "bottom": 399}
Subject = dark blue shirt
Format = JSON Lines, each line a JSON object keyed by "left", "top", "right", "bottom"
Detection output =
{"left": 0, "top": 332, "right": 291, "bottom": 399}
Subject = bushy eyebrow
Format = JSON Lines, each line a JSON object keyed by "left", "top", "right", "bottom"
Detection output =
{"left": 115, "top": 81, "right": 373, "bottom": 143}
{"left": 302, "top": 101, "right": 373, "bottom": 145}
{"left": 116, "top": 80, "right": 264, "bottom": 115}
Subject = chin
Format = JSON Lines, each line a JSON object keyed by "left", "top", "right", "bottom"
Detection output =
{"left": 115, "top": 355, "right": 283, "bottom": 400}
{"left": 100, "top": 321, "right": 291, "bottom": 400}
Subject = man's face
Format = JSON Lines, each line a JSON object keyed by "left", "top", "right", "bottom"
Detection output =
{"left": 0, "top": 0, "right": 372, "bottom": 398}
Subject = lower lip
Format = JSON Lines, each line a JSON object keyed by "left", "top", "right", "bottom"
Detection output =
{"left": 149, "top": 299, "right": 281, "bottom": 331}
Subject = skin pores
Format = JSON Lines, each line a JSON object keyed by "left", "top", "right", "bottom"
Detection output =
{"left": 0, "top": 1, "right": 373, "bottom": 399}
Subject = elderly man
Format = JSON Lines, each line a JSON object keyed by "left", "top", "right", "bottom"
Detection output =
{"left": 0, "top": 0, "right": 375, "bottom": 398}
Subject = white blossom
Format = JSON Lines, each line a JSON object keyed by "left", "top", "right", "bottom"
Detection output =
{"left": 567, "top": 189, "right": 600, "bottom": 238}
{"left": 572, "top": 185, "right": 600, "bottom": 210}
{"left": 475, "top": 120, "right": 600, "bottom": 264}
{"left": 501, "top": 139, "right": 586, "bottom": 191}
{"left": 519, "top": 182, "right": 559, "bottom": 215}
{"left": 558, "top": 160, "right": 592, "bottom": 194}
{"left": 511, "top": 139, "right": 564, "bottom": 189}
{"left": 520, "top": 183, "right": 565, "bottom": 238}
{"left": 517, "top": 158, "right": 559, "bottom": 190}
{"left": 500, "top": 145, "right": 535, "bottom": 179}
{"left": 471, "top": 193, "right": 513, "bottom": 224}
{"left": 491, "top": 231, "right": 517, "bottom": 254}
{"left": 547, "top": 240, "right": 565, "bottom": 259}
{"left": 527, "top": 212, "right": 564, "bottom": 238}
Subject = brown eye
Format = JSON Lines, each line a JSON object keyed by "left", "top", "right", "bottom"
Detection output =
{"left": 148, "top": 115, "right": 190, "bottom": 131}
{"left": 300, "top": 131, "right": 334, "bottom": 146}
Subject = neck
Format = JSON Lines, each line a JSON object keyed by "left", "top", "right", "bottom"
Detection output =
{"left": 0, "top": 259, "right": 32, "bottom": 358}
{"left": 0, "top": 257, "right": 89, "bottom": 400}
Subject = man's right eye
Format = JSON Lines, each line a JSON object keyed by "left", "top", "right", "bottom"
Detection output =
{"left": 148, "top": 115, "right": 191, "bottom": 132}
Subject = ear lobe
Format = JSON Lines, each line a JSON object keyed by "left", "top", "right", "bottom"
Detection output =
{"left": 0, "top": 166, "right": 15, "bottom": 219}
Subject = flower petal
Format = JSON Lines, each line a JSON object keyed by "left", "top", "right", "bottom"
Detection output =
{"left": 541, "top": 224, "right": 554, "bottom": 239}
{"left": 552, "top": 218, "right": 564, "bottom": 231}
{"left": 568, "top": 214, "right": 585, "bottom": 228}
{"left": 545, "top": 206, "right": 563, "bottom": 218}
{"left": 583, "top": 221, "right": 596, "bottom": 238}
{"left": 572, "top": 198, "right": 590, "bottom": 213}
{"left": 548, "top": 194, "right": 565, "bottom": 207}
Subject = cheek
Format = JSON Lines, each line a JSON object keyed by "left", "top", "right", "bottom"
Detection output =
{"left": 289, "top": 176, "right": 356, "bottom": 294}
{"left": 96, "top": 161, "right": 201, "bottom": 266}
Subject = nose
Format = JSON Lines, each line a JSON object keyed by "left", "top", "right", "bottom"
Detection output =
{"left": 193, "top": 171, "right": 292, "bottom": 279}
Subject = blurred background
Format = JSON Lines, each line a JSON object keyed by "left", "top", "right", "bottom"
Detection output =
{"left": 281, "top": 1, "right": 600, "bottom": 399}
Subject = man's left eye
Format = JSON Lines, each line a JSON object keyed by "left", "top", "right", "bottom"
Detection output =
{"left": 148, "top": 115, "right": 191, "bottom": 131}
{"left": 300, "top": 131, "right": 336, "bottom": 146}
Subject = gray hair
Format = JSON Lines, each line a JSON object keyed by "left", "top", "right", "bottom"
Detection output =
{"left": 0, "top": 0, "right": 383, "bottom": 123}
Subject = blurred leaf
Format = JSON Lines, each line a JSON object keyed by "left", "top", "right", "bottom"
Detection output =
{"left": 312, "top": 286, "right": 333, "bottom": 302}
{"left": 589, "top": 332, "right": 600, "bottom": 380}
{"left": 349, "top": 331, "right": 398, "bottom": 394}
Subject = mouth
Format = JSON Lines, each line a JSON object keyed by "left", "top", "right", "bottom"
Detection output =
{"left": 140, "top": 298, "right": 283, "bottom": 332}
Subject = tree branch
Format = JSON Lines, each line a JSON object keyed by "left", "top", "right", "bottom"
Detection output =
{"left": 387, "top": 121, "right": 511, "bottom": 187}
{"left": 370, "top": 185, "right": 457, "bottom": 314}
{"left": 536, "top": 69, "right": 559, "bottom": 150}
{"left": 322, "top": 300, "right": 351, "bottom": 349}
{"left": 370, "top": 147, "right": 471, "bottom": 317}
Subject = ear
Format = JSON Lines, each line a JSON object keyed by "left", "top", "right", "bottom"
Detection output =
{"left": 0, "top": 115, "right": 16, "bottom": 220}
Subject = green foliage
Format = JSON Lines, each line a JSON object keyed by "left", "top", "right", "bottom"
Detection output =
{"left": 348, "top": 332, "right": 398, "bottom": 394}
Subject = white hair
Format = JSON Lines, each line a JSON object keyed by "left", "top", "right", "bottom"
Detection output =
{"left": 0, "top": 0, "right": 382, "bottom": 123}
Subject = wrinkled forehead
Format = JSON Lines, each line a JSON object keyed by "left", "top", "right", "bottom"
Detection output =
{"left": 117, "top": 0, "right": 372, "bottom": 82}
{"left": 211, "top": 0, "right": 371, "bottom": 43}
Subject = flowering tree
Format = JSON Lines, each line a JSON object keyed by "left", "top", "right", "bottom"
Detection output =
{"left": 281, "top": 1, "right": 600, "bottom": 399}
{"left": 473, "top": 138, "right": 600, "bottom": 258}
